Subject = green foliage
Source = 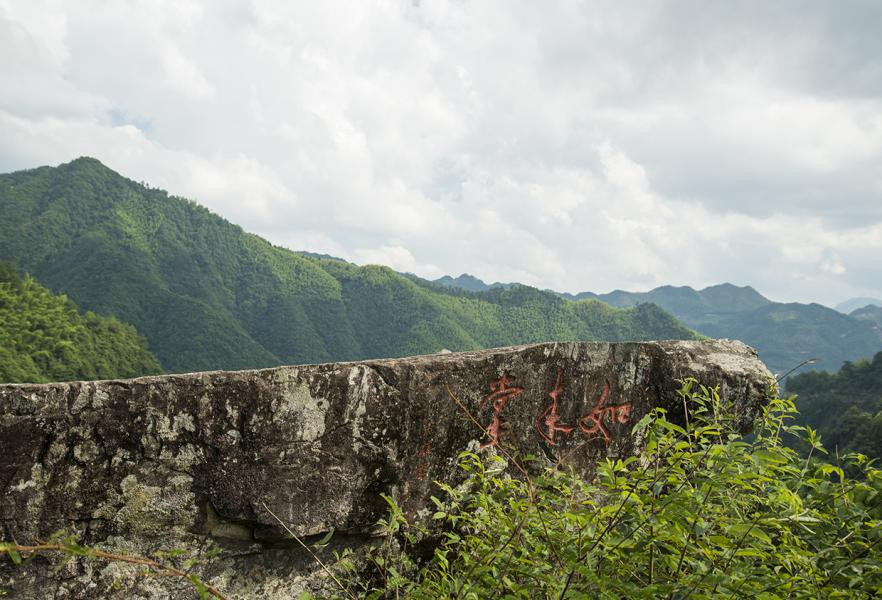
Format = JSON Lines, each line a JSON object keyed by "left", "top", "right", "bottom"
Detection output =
{"left": 0, "top": 158, "right": 699, "bottom": 374}
{"left": 338, "top": 382, "right": 882, "bottom": 598}
{"left": 788, "top": 352, "right": 882, "bottom": 461}
{"left": 0, "top": 264, "right": 161, "bottom": 383}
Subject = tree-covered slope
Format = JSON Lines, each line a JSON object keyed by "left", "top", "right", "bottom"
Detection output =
{"left": 436, "top": 275, "right": 882, "bottom": 375}
{"left": 695, "top": 302, "right": 882, "bottom": 375}
{"left": 589, "top": 283, "right": 772, "bottom": 326}
{"left": 0, "top": 263, "right": 161, "bottom": 383}
{"left": 572, "top": 284, "right": 880, "bottom": 375}
{"left": 321, "top": 260, "right": 698, "bottom": 358}
{"left": 851, "top": 304, "right": 882, "bottom": 328}
{"left": 0, "top": 158, "right": 699, "bottom": 374}
{"left": 787, "top": 351, "right": 882, "bottom": 460}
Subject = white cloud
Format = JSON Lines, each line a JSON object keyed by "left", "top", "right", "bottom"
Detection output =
{"left": 1, "top": 0, "right": 882, "bottom": 306}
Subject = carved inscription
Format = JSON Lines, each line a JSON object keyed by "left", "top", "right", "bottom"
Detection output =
{"left": 577, "top": 382, "right": 632, "bottom": 443}
{"left": 478, "top": 369, "right": 633, "bottom": 448}
{"left": 479, "top": 373, "right": 525, "bottom": 449}
{"left": 535, "top": 370, "right": 574, "bottom": 445}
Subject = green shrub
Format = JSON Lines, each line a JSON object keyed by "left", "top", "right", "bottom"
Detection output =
{"left": 337, "top": 381, "right": 882, "bottom": 598}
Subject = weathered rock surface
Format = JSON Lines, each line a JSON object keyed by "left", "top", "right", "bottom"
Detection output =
{"left": 0, "top": 340, "right": 772, "bottom": 598}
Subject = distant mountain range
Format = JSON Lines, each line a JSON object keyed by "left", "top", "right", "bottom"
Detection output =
{"left": 433, "top": 273, "right": 517, "bottom": 293}
{"left": 435, "top": 276, "right": 882, "bottom": 375}
{"left": 851, "top": 305, "right": 882, "bottom": 328}
{"left": 835, "top": 297, "right": 882, "bottom": 314}
{"left": 0, "top": 158, "right": 698, "bottom": 376}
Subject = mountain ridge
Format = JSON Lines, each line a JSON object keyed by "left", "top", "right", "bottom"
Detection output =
{"left": 851, "top": 304, "right": 882, "bottom": 329}
{"left": 0, "top": 158, "right": 700, "bottom": 374}
{"left": 436, "top": 274, "right": 882, "bottom": 374}
{"left": 432, "top": 273, "right": 518, "bottom": 292}
{"left": 836, "top": 297, "right": 882, "bottom": 314}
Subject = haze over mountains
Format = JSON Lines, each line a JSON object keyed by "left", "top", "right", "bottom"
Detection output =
{"left": 835, "top": 297, "right": 882, "bottom": 314}
{"left": 0, "top": 158, "right": 697, "bottom": 377}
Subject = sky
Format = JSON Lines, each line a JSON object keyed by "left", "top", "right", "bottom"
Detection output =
{"left": 2, "top": 1, "right": 882, "bottom": 306}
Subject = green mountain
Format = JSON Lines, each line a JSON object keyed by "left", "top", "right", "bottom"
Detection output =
{"left": 575, "top": 283, "right": 773, "bottom": 328}
{"left": 587, "top": 286, "right": 881, "bottom": 375}
{"left": 0, "top": 263, "right": 161, "bottom": 383}
{"left": 695, "top": 303, "right": 882, "bottom": 376}
{"left": 786, "top": 351, "right": 882, "bottom": 460}
{"left": 835, "top": 297, "right": 882, "bottom": 314}
{"left": 0, "top": 158, "right": 699, "bottom": 374}
{"left": 444, "top": 276, "right": 882, "bottom": 375}
{"left": 851, "top": 304, "right": 882, "bottom": 328}
{"left": 432, "top": 273, "right": 515, "bottom": 293}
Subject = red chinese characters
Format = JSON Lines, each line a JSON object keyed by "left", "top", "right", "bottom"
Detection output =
{"left": 577, "top": 382, "right": 632, "bottom": 443}
{"left": 479, "top": 373, "right": 525, "bottom": 448}
{"left": 476, "top": 370, "right": 633, "bottom": 449}
{"left": 535, "top": 370, "right": 574, "bottom": 445}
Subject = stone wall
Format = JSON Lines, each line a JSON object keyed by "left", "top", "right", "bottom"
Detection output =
{"left": 0, "top": 340, "right": 772, "bottom": 598}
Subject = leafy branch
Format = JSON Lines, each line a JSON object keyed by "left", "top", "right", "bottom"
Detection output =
{"left": 0, "top": 533, "right": 228, "bottom": 600}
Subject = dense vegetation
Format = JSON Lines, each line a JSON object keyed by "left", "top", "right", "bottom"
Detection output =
{"left": 788, "top": 352, "right": 882, "bottom": 461}
{"left": 0, "top": 158, "right": 698, "bottom": 374}
{"left": 0, "top": 263, "right": 161, "bottom": 383}
{"left": 338, "top": 383, "right": 882, "bottom": 598}
{"left": 442, "top": 275, "right": 882, "bottom": 375}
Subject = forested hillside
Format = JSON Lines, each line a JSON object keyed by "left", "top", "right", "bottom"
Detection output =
{"left": 562, "top": 285, "right": 882, "bottom": 375}
{"left": 572, "top": 283, "right": 772, "bottom": 325}
{"left": 0, "top": 263, "right": 161, "bottom": 383}
{"left": 431, "top": 275, "right": 882, "bottom": 376}
{"left": 0, "top": 158, "right": 699, "bottom": 374}
{"left": 787, "top": 352, "right": 882, "bottom": 460}
{"left": 851, "top": 304, "right": 882, "bottom": 328}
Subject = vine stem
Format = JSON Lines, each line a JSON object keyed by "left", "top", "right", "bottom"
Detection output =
{"left": 3, "top": 542, "right": 230, "bottom": 600}
{"left": 260, "top": 502, "right": 358, "bottom": 600}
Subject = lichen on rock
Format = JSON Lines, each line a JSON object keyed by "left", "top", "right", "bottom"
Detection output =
{"left": 0, "top": 340, "right": 772, "bottom": 598}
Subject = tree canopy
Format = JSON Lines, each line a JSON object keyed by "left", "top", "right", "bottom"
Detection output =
{"left": 0, "top": 263, "right": 161, "bottom": 383}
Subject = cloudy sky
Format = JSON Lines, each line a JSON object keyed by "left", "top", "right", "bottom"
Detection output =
{"left": 2, "top": 0, "right": 882, "bottom": 306}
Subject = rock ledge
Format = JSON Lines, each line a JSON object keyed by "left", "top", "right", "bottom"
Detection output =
{"left": 0, "top": 340, "right": 772, "bottom": 598}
